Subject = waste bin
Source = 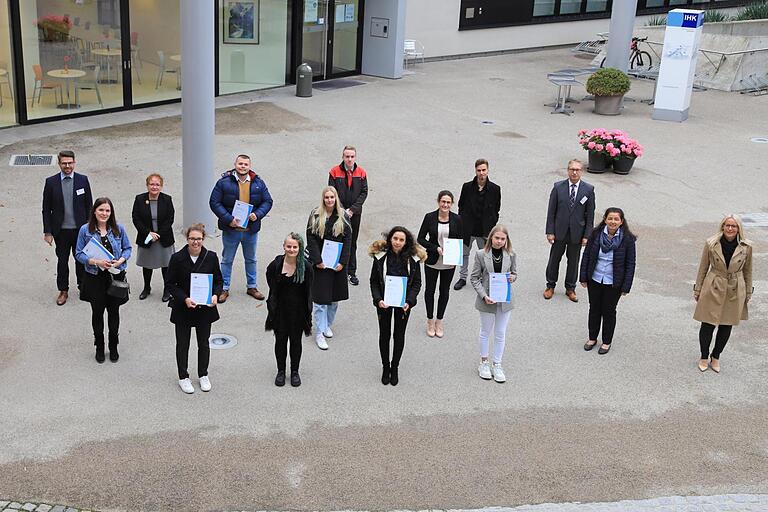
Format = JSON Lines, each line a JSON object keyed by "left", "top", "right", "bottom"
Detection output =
{"left": 296, "top": 63, "right": 312, "bottom": 97}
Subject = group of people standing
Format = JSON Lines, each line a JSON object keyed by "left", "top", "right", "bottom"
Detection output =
{"left": 41, "top": 148, "right": 754, "bottom": 393}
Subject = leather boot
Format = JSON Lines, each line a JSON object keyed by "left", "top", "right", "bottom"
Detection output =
{"left": 94, "top": 334, "right": 105, "bottom": 364}
{"left": 389, "top": 366, "right": 399, "bottom": 386}
{"left": 108, "top": 333, "right": 119, "bottom": 362}
{"left": 381, "top": 363, "right": 390, "bottom": 385}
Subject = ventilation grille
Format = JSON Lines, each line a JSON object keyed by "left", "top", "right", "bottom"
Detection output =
{"left": 9, "top": 154, "right": 56, "bottom": 166}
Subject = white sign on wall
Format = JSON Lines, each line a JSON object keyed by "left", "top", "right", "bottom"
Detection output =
{"left": 652, "top": 9, "right": 704, "bottom": 122}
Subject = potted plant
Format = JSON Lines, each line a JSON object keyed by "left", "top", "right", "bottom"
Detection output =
{"left": 36, "top": 15, "right": 72, "bottom": 42}
{"left": 586, "top": 68, "right": 631, "bottom": 116}
{"left": 610, "top": 131, "right": 644, "bottom": 174}
{"left": 578, "top": 129, "right": 644, "bottom": 174}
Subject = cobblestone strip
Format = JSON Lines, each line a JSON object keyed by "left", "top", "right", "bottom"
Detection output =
{"left": 0, "top": 502, "right": 97, "bottom": 512}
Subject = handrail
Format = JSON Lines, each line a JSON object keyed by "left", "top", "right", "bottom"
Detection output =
{"left": 644, "top": 39, "right": 768, "bottom": 75}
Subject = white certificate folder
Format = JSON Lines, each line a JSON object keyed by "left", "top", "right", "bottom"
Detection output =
{"left": 232, "top": 200, "right": 254, "bottom": 228}
{"left": 442, "top": 238, "right": 463, "bottom": 266}
{"left": 190, "top": 273, "right": 213, "bottom": 305}
{"left": 384, "top": 275, "right": 407, "bottom": 308}
{"left": 321, "top": 240, "right": 343, "bottom": 268}
{"left": 489, "top": 273, "right": 512, "bottom": 303}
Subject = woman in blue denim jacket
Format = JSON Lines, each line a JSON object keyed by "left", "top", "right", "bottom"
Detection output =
{"left": 76, "top": 197, "right": 132, "bottom": 363}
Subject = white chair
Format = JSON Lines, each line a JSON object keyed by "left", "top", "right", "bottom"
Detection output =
{"left": 404, "top": 39, "right": 425, "bottom": 68}
{"left": 75, "top": 65, "right": 103, "bottom": 107}
{"left": 155, "top": 51, "right": 179, "bottom": 90}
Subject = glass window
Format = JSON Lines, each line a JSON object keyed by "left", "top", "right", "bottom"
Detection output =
{"left": 20, "top": 0, "right": 124, "bottom": 120}
{"left": 533, "top": 0, "right": 555, "bottom": 16}
{"left": 586, "top": 0, "right": 609, "bottom": 12}
{"left": 219, "top": 0, "right": 291, "bottom": 94}
{"left": 670, "top": 0, "right": 690, "bottom": 4}
{"left": 129, "top": 1, "right": 181, "bottom": 105}
{"left": 559, "top": 0, "right": 582, "bottom": 14}
{"left": 332, "top": 0, "right": 359, "bottom": 74}
{"left": 644, "top": 0, "right": 665, "bottom": 6}
{"left": 0, "top": 0, "right": 17, "bottom": 127}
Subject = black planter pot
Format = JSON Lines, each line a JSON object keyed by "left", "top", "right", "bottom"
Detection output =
{"left": 613, "top": 155, "right": 636, "bottom": 174}
{"left": 587, "top": 151, "right": 611, "bottom": 173}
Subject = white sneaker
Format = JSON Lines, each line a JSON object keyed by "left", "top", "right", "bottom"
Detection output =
{"left": 178, "top": 378, "right": 194, "bottom": 394}
{"left": 199, "top": 375, "right": 211, "bottom": 392}
{"left": 316, "top": 333, "right": 328, "bottom": 350}
{"left": 492, "top": 363, "right": 506, "bottom": 383}
{"left": 323, "top": 327, "right": 334, "bottom": 338}
{"left": 478, "top": 361, "right": 492, "bottom": 380}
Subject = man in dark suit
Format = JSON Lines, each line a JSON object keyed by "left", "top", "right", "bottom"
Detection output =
{"left": 42, "top": 150, "right": 93, "bottom": 305}
{"left": 454, "top": 158, "right": 501, "bottom": 290}
{"left": 544, "top": 159, "right": 595, "bottom": 302}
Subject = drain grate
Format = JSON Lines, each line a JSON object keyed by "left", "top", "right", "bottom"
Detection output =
{"left": 9, "top": 154, "right": 56, "bottom": 166}
{"left": 740, "top": 212, "right": 768, "bottom": 228}
{"left": 209, "top": 334, "right": 238, "bottom": 350}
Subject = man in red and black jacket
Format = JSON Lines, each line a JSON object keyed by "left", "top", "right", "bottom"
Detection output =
{"left": 328, "top": 145, "right": 368, "bottom": 285}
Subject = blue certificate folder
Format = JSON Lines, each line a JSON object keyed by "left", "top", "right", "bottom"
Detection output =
{"left": 83, "top": 236, "right": 115, "bottom": 261}
{"left": 489, "top": 273, "right": 512, "bottom": 303}
{"left": 190, "top": 273, "right": 214, "bottom": 306}
{"left": 232, "top": 200, "right": 254, "bottom": 229}
{"left": 384, "top": 275, "right": 407, "bottom": 308}
{"left": 321, "top": 240, "right": 343, "bottom": 268}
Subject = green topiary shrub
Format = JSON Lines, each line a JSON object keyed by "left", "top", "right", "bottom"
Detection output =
{"left": 734, "top": 1, "right": 768, "bottom": 20}
{"left": 586, "top": 68, "right": 631, "bottom": 97}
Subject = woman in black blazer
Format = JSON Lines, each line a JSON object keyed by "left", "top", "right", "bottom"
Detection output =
{"left": 132, "top": 173, "right": 175, "bottom": 302}
{"left": 579, "top": 207, "right": 637, "bottom": 355}
{"left": 417, "top": 190, "right": 463, "bottom": 338}
{"left": 369, "top": 226, "right": 425, "bottom": 386}
{"left": 166, "top": 223, "right": 223, "bottom": 394}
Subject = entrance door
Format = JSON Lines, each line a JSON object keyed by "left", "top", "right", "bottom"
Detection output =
{"left": 300, "top": 0, "right": 361, "bottom": 80}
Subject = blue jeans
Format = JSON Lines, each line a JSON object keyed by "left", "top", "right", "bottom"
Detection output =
{"left": 221, "top": 230, "right": 258, "bottom": 290}
{"left": 313, "top": 302, "right": 338, "bottom": 335}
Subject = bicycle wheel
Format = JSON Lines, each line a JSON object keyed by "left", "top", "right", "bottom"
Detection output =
{"left": 630, "top": 51, "right": 653, "bottom": 70}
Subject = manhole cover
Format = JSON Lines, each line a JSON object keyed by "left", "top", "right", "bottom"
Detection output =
{"left": 740, "top": 212, "right": 768, "bottom": 227}
{"left": 750, "top": 137, "right": 768, "bottom": 143}
{"left": 209, "top": 334, "right": 238, "bottom": 350}
{"left": 9, "top": 154, "right": 55, "bottom": 166}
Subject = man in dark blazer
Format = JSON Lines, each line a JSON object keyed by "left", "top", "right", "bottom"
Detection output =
{"left": 454, "top": 158, "right": 501, "bottom": 290}
{"left": 544, "top": 159, "right": 595, "bottom": 302}
{"left": 42, "top": 150, "right": 93, "bottom": 305}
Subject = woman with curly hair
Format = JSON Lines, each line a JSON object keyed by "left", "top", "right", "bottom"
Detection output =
{"left": 265, "top": 232, "right": 314, "bottom": 387}
{"left": 369, "top": 226, "right": 425, "bottom": 386}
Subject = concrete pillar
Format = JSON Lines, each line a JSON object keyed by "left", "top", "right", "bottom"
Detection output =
{"left": 604, "top": 0, "right": 639, "bottom": 73}
{"left": 181, "top": 0, "right": 216, "bottom": 231}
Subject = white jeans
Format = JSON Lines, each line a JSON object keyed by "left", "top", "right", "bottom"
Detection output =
{"left": 478, "top": 309, "right": 511, "bottom": 363}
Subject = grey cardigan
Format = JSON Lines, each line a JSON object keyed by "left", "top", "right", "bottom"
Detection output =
{"left": 470, "top": 248, "right": 518, "bottom": 313}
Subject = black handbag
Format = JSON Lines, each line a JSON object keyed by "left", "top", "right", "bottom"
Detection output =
{"left": 107, "top": 271, "right": 130, "bottom": 302}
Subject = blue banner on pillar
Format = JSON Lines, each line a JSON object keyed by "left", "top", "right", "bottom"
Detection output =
{"left": 667, "top": 11, "right": 703, "bottom": 28}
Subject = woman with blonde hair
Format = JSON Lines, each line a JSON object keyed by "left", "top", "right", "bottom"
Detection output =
{"left": 306, "top": 186, "right": 351, "bottom": 350}
{"left": 694, "top": 214, "right": 753, "bottom": 373}
{"left": 470, "top": 224, "right": 517, "bottom": 383}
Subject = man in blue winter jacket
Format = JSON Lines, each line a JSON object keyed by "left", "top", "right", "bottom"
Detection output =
{"left": 209, "top": 154, "right": 273, "bottom": 303}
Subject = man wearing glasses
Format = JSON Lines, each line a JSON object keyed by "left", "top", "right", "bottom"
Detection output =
{"left": 544, "top": 159, "right": 596, "bottom": 302}
{"left": 42, "top": 150, "right": 94, "bottom": 305}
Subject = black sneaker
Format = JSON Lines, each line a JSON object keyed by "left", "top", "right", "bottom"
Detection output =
{"left": 349, "top": 274, "right": 360, "bottom": 286}
{"left": 275, "top": 370, "right": 286, "bottom": 387}
{"left": 290, "top": 371, "right": 301, "bottom": 387}
{"left": 453, "top": 278, "right": 466, "bottom": 290}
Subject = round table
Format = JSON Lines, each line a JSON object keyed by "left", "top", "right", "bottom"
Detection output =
{"left": 91, "top": 48, "right": 122, "bottom": 83}
{"left": 47, "top": 69, "right": 87, "bottom": 109}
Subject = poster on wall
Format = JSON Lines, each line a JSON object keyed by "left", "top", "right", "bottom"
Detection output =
{"left": 224, "top": 0, "right": 260, "bottom": 44}
{"left": 304, "top": 0, "right": 318, "bottom": 22}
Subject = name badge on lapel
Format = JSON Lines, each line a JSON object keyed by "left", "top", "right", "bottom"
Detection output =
{"left": 76, "top": 188, "right": 85, "bottom": 196}
{"left": 580, "top": 196, "right": 588, "bottom": 205}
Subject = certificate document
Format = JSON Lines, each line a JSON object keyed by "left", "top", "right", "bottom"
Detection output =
{"left": 489, "top": 273, "right": 512, "bottom": 303}
{"left": 442, "top": 238, "right": 463, "bottom": 266}
{"left": 190, "top": 273, "right": 213, "bottom": 305}
{"left": 384, "top": 275, "right": 407, "bottom": 308}
{"left": 83, "top": 236, "right": 115, "bottom": 261}
{"left": 232, "top": 200, "right": 254, "bottom": 229}
{"left": 321, "top": 240, "right": 343, "bottom": 268}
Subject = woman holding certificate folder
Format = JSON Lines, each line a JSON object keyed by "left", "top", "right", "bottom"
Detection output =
{"left": 470, "top": 225, "right": 517, "bottom": 383}
{"left": 306, "top": 186, "right": 351, "bottom": 351}
{"left": 417, "top": 190, "right": 463, "bottom": 338}
{"left": 369, "top": 227, "right": 425, "bottom": 386}
{"left": 166, "top": 223, "right": 223, "bottom": 394}
{"left": 75, "top": 197, "right": 132, "bottom": 364}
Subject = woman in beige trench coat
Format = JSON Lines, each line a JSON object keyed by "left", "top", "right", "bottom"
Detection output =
{"left": 694, "top": 215, "right": 753, "bottom": 373}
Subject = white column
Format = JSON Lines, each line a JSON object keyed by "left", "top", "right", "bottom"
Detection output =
{"left": 604, "top": 0, "right": 639, "bottom": 73}
{"left": 181, "top": 0, "right": 217, "bottom": 230}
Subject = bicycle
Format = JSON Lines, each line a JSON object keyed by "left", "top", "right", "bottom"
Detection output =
{"left": 600, "top": 37, "right": 653, "bottom": 70}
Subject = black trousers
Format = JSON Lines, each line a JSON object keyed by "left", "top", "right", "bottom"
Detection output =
{"left": 587, "top": 280, "right": 622, "bottom": 345}
{"left": 274, "top": 327, "right": 302, "bottom": 372}
{"left": 424, "top": 266, "right": 455, "bottom": 319}
{"left": 175, "top": 323, "right": 211, "bottom": 379}
{"left": 91, "top": 301, "right": 120, "bottom": 345}
{"left": 348, "top": 213, "right": 361, "bottom": 276}
{"left": 54, "top": 228, "right": 84, "bottom": 291}
{"left": 378, "top": 307, "right": 410, "bottom": 368}
{"left": 699, "top": 322, "right": 732, "bottom": 359}
{"left": 546, "top": 235, "right": 581, "bottom": 290}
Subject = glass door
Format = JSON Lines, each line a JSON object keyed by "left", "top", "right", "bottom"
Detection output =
{"left": 300, "top": 0, "right": 360, "bottom": 80}
{"left": 331, "top": 0, "right": 359, "bottom": 74}
{"left": 301, "top": 0, "right": 329, "bottom": 79}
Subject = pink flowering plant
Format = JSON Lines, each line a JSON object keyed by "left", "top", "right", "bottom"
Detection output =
{"left": 578, "top": 128, "right": 644, "bottom": 160}
{"left": 36, "top": 15, "right": 73, "bottom": 41}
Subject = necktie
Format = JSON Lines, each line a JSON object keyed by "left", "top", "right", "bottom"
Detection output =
{"left": 569, "top": 183, "right": 576, "bottom": 208}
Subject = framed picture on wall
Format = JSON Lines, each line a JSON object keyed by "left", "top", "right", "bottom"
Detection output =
{"left": 224, "top": 0, "right": 260, "bottom": 44}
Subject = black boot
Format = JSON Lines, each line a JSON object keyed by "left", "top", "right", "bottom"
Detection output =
{"left": 94, "top": 334, "right": 105, "bottom": 364}
{"left": 139, "top": 287, "right": 151, "bottom": 300}
{"left": 381, "top": 363, "right": 390, "bottom": 385}
{"left": 389, "top": 366, "right": 399, "bottom": 386}
{"left": 275, "top": 370, "right": 286, "bottom": 387}
{"left": 290, "top": 370, "right": 301, "bottom": 387}
{"left": 140, "top": 268, "right": 152, "bottom": 300}
{"left": 108, "top": 333, "right": 119, "bottom": 362}
{"left": 161, "top": 289, "right": 172, "bottom": 302}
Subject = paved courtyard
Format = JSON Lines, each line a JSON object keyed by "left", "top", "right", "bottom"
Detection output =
{"left": 0, "top": 48, "right": 766, "bottom": 511}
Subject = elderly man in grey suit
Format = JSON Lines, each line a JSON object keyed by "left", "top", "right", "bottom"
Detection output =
{"left": 544, "top": 159, "right": 595, "bottom": 302}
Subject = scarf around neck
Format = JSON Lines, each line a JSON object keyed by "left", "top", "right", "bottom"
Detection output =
{"left": 599, "top": 227, "right": 622, "bottom": 253}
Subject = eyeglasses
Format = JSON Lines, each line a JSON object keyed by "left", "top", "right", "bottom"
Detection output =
{"left": 60, "top": 162, "right": 75, "bottom": 167}
{"left": 723, "top": 224, "right": 738, "bottom": 229}
{"left": 568, "top": 167, "right": 582, "bottom": 172}
{"left": 187, "top": 237, "right": 204, "bottom": 242}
